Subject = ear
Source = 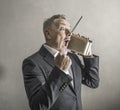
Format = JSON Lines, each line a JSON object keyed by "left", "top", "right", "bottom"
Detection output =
{"left": 45, "top": 30, "right": 51, "bottom": 40}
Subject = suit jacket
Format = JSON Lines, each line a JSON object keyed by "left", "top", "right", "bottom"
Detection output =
{"left": 22, "top": 45, "right": 99, "bottom": 110}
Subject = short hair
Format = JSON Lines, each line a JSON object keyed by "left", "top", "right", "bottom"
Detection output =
{"left": 43, "top": 14, "right": 66, "bottom": 35}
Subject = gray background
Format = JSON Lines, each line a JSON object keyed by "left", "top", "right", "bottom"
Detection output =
{"left": 0, "top": 0, "right": 120, "bottom": 110}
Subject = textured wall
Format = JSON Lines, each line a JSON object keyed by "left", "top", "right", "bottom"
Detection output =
{"left": 0, "top": 0, "right": 120, "bottom": 110}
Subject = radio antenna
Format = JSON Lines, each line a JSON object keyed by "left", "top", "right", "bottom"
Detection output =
{"left": 71, "top": 16, "right": 83, "bottom": 32}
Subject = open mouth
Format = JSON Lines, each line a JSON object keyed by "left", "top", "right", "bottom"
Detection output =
{"left": 64, "top": 38, "right": 70, "bottom": 46}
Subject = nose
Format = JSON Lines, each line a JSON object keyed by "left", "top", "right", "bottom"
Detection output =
{"left": 65, "top": 30, "right": 71, "bottom": 37}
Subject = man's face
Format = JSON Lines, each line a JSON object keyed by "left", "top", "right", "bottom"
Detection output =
{"left": 46, "top": 18, "right": 71, "bottom": 51}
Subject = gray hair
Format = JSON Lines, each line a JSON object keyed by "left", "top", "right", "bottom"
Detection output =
{"left": 43, "top": 14, "right": 66, "bottom": 35}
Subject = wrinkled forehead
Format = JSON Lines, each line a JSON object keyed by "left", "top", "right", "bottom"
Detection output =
{"left": 53, "top": 18, "right": 71, "bottom": 29}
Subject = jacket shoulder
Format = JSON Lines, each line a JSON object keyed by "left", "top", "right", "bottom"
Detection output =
{"left": 23, "top": 50, "right": 43, "bottom": 65}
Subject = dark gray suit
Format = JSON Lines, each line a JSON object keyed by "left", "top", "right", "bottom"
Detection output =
{"left": 22, "top": 45, "right": 99, "bottom": 110}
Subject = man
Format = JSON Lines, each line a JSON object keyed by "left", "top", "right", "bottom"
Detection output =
{"left": 22, "top": 14, "right": 99, "bottom": 110}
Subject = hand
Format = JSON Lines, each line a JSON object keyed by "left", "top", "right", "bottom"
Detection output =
{"left": 83, "top": 45, "right": 93, "bottom": 58}
{"left": 71, "top": 49, "right": 92, "bottom": 57}
{"left": 54, "top": 53, "right": 72, "bottom": 72}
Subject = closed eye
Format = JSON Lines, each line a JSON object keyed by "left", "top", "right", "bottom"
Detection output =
{"left": 59, "top": 27, "right": 65, "bottom": 31}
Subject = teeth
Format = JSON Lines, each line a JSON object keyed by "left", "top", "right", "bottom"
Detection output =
{"left": 64, "top": 39, "right": 70, "bottom": 46}
{"left": 64, "top": 38, "right": 70, "bottom": 41}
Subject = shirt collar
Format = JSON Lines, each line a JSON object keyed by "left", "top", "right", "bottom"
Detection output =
{"left": 43, "top": 44, "right": 69, "bottom": 58}
{"left": 43, "top": 44, "right": 59, "bottom": 57}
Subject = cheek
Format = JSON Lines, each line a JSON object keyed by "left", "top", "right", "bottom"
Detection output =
{"left": 51, "top": 31, "right": 65, "bottom": 46}
{"left": 59, "top": 32, "right": 66, "bottom": 40}
{"left": 58, "top": 34, "right": 65, "bottom": 43}
{"left": 54, "top": 35, "right": 62, "bottom": 44}
{"left": 55, "top": 32, "right": 64, "bottom": 41}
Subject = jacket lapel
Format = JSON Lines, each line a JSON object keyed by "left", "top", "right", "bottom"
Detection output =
{"left": 68, "top": 53, "right": 80, "bottom": 94}
{"left": 39, "top": 45, "right": 55, "bottom": 67}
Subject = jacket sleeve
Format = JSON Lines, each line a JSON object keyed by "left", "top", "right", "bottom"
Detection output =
{"left": 71, "top": 54, "right": 99, "bottom": 88}
{"left": 22, "top": 58, "right": 72, "bottom": 110}
{"left": 82, "top": 55, "right": 99, "bottom": 88}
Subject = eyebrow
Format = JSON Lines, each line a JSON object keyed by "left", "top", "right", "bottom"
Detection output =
{"left": 58, "top": 23, "right": 71, "bottom": 28}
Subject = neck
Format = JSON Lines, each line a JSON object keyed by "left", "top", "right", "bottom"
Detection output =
{"left": 45, "top": 43, "right": 59, "bottom": 51}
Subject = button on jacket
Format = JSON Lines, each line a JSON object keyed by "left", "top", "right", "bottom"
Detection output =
{"left": 22, "top": 45, "right": 99, "bottom": 110}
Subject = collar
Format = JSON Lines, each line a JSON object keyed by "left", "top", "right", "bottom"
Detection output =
{"left": 43, "top": 44, "right": 69, "bottom": 58}
{"left": 43, "top": 44, "right": 59, "bottom": 57}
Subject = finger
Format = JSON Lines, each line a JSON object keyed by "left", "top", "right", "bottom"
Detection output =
{"left": 62, "top": 56, "right": 70, "bottom": 70}
{"left": 65, "top": 56, "right": 71, "bottom": 66}
{"left": 71, "top": 50, "right": 79, "bottom": 55}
